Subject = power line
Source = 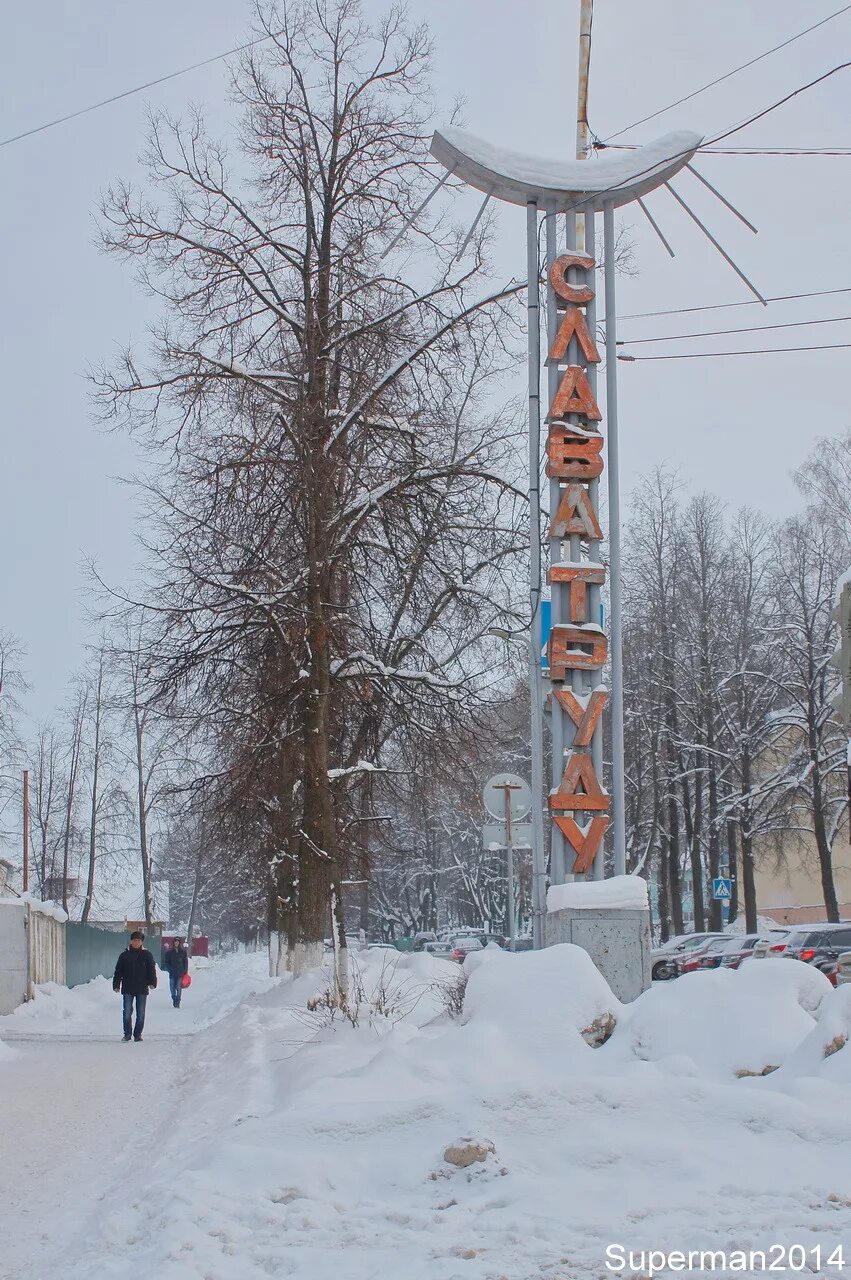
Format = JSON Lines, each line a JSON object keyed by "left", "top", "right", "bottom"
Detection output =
{"left": 619, "top": 341, "right": 851, "bottom": 361}
{"left": 602, "top": 2, "right": 851, "bottom": 142}
{"left": 604, "top": 142, "right": 851, "bottom": 156}
{"left": 619, "top": 313, "right": 851, "bottom": 346}
{"left": 599, "top": 62, "right": 851, "bottom": 156}
{"left": 617, "top": 286, "right": 851, "bottom": 323}
{"left": 710, "top": 61, "right": 851, "bottom": 147}
{"left": 700, "top": 145, "right": 851, "bottom": 155}
{"left": 0, "top": 31, "right": 277, "bottom": 150}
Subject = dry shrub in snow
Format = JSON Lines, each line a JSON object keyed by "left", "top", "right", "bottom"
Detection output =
{"left": 435, "top": 970, "right": 468, "bottom": 1020}
{"left": 301, "top": 954, "right": 437, "bottom": 1031}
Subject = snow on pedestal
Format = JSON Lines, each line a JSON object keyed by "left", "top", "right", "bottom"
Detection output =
{"left": 546, "top": 873, "right": 648, "bottom": 914}
{"left": 545, "top": 876, "right": 651, "bottom": 1002}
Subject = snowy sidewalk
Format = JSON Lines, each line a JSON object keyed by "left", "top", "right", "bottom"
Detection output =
{"left": 0, "top": 1038, "right": 182, "bottom": 1280}
{"left": 0, "top": 951, "right": 284, "bottom": 1280}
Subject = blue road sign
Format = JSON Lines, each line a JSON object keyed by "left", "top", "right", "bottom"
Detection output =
{"left": 712, "top": 877, "right": 732, "bottom": 901}
{"left": 540, "top": 600, "right": 551, "bottom": 670}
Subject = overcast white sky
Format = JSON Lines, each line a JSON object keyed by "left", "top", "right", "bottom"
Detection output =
{"left": 2, "top": 0, "right": 850, "bottom": 726}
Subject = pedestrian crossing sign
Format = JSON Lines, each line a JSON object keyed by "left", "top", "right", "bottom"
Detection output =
{"left": 712, "top": 878, "right": 732, "bottom": 900}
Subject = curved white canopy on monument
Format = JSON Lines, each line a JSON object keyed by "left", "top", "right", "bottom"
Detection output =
{"left": 429, "top": 128, "right": 704, "bottom": 212}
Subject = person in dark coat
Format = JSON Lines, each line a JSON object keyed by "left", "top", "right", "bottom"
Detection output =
{"left": 164, "top": 938, "right": 189, "bottom": 1008}
{"left": 113, "top": 931, "right": 157, "bottom": 1041}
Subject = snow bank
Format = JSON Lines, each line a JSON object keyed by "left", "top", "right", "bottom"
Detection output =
{"left": 735, "top": 951, "right": 832, "bottom": 1016}
{"left": 604, "top": 961, "right": 822, "bottom": 1078}
{"left": 462, "top": 943, "right": 622, "bottom": 1051}
{"left": 547, "top": 873, "right": 648, "bottom": 912}
{"left": 771, "top": 984, "right": 851, "bottom": 1083}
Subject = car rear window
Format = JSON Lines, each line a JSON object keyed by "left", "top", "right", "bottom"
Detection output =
{"left": 786, "top": 931, "right": 817, "bottom": 949}
{"left": 825, "top": 928, "right": 851, "bottom": 947}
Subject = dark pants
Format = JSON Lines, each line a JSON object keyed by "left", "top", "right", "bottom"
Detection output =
{"left": 169, "top": 973, "right": 182, "bottom": 1007}
{"left": 122, "top": 992, "right": 147, "bottom": 1039}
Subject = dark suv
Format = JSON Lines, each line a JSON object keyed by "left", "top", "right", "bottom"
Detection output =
{"left": 781, "top": 923, "right": 851, "bottom": 975}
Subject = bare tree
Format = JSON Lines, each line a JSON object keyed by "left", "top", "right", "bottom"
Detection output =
{"left": 29, "top": 726, "right": 62, "bottom": 898}
{"left": 768, "top": 516, "right": 846, "bottom": 921}
{"left": 59, "top": 687, "right": 86, "bottom": 913}
{"left": 0, "top": 632, "right": 26, "bottom": 853}
{"left": 94, "top": 0, "right": 523, "bottom": 990}
{"left": 717, "top": 510, "right": 787, "bottom": 931}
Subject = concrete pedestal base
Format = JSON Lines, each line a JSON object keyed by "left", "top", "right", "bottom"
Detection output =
{"left": 545, "top": 907, "right": 651, "bottom": 1003}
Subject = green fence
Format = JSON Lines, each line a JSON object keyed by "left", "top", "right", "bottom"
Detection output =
{"left": 65, "top": 922, "right": 127, "bottom": 988}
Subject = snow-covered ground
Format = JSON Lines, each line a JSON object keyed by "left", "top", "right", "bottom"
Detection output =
{"left": 0, "top": 948, "right": 277, "bottom": 1041}
{"left": 2, "top": 947, "right": 850, "bottom": 1280}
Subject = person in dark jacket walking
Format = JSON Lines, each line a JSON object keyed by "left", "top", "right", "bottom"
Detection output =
{"left": 164, "top": 938, "right": 189, "bottom": 1008}
{"left": 113, "top": 931, "right": 157, "bottom": 1041}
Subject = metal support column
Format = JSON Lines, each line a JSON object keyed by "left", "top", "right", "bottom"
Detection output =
{"left": 603, "top": 201, "right": 627, "bottom": 876}
{"left": 584, "top": 205, "right": 605, "bottom": 880}
{"left": 526, "top": 201, "right": 548, "bottom": 948}
{"left": 547, "top": 208, "right": 568, "bottom": 886}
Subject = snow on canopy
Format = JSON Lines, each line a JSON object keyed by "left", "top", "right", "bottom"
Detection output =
{"left": 430, "top": 127, "right": 703, "bottom": 210}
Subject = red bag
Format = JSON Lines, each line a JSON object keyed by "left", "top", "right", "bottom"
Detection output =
{"left": 180, "top": 973, "right": 192, "bottom": 989}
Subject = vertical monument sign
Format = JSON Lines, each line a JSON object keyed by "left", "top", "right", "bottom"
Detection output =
{"left": 545, "top": 244, "right": 609, "bottom": 879}
{"left": 428, "top": 128, "right": 703, "bottom": 903}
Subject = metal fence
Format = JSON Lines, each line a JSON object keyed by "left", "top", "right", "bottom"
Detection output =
{"left": 65, "top": 921, "right": 125, "bottom": 988}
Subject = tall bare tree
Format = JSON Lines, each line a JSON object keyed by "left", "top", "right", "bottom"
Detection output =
{"left": 95, "top": 0, "right": 523, "bottom": 986}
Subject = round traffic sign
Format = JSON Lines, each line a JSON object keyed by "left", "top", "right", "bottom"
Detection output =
{"left": 483, "top": 773, "right": 532, "bottom": 821}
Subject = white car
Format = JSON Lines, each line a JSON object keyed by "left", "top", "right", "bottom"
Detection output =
{"left": 423, "top": 940, "right": 453, "bottom": 958}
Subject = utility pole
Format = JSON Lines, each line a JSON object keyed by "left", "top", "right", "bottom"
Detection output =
{"left": 22, "top": 769, "right": 29, "bottom": 893}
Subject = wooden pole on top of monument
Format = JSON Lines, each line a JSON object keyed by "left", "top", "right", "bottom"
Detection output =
{"left": 575, "top": 0, "right": 593, "bottom": 250}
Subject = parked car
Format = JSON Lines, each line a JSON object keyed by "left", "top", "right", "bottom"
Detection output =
{"left": 412, "top": 931, "right": 437, "bottom": 952}
{"left": 449, "top": 936, "right": 503, "bottom": 963}
{"left": 650, "top": 933, "right": 725, "bottom": 980}
{"left": 675, "top": 936, "right": 737, "bottom": 972}
{"left": 779, "top": 923, "right": 851, "bottom": 976}
{"left": 423, "top": 940, "right": 453, "bottom": 957}
{"left": 717, "top": 934, "right": 767, "bottom": 970}
{"left": 678, "top": 933, "right": 767, "bottom": 973}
